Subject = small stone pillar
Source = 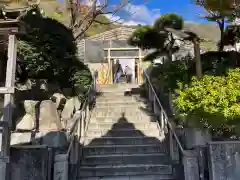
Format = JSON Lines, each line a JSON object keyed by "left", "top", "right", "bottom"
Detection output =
{"left": 183, "top": 150, "right": 200, "bottom": 180}
{"left": 54, "top": 154, "right": 68, "bottom": 180}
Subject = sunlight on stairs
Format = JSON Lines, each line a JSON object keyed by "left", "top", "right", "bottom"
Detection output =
{"left": 77, "top": 84, "right": 173, "bottom": 180}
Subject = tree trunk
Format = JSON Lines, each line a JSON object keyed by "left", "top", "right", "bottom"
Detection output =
{"left": 193, "top": 38, "right": 202, "bottom": 79}
{"left": 218, "top": 19, "right": 225, "bottom": 52}
{"left": 167, "top": 33, "right": 175, "bottom": 62}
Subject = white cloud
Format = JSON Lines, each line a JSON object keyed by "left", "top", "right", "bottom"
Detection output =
{"left": 123, "top": 4, "right": 160, "bottom": 25}
{"left": 82, "top": 0, "right": 101, "bottom": 7}
{"left": 104, "top": 14, "right": 143, "bottom": 26}
{"left": 105, "top": 3, "right": 160, "bottom": 26}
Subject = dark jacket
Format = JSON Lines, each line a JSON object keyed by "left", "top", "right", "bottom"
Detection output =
{"left": 113, "top": 63, "right": 123, "bottom": 75}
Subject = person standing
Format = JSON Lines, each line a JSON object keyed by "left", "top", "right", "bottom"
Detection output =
{"left": 113, "top": 60, "right": 123, "bottom": 83}
{"left": 124, "top": 65, "right": 132, "bottom": 83}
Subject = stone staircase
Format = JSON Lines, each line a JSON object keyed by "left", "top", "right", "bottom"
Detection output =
{"left": 77, "top": 84, "right": 174, "bottom": 180}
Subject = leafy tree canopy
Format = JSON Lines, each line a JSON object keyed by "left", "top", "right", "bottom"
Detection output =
{"left": 17, "top": 7, "right": 92, "bottom": 96}
{"left": 150, "top": 51, "right": 240, "bottom": 92}
{"left": 195, "top": 0, "right": 234, "bottom": 19}
{"left": 222, "top": 24, "right": 240, "bottom": 46}
{"left": 127, "top": 26, "right": 167, "bottom": 50}
{"left": 194, "top": 0, "right": 236, "bottom": 51}
{"left": 154, "top": 13, "right": 184, "bottom": 30}
{"left": 128, "top": 13, "right": 184, "bottom": 61}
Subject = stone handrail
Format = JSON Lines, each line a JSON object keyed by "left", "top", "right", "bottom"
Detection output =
{"left": 53, "top": 71, "right": 97, "bottom": 180}
{"left": 143, "top": 70, "right": 201, "bottom": 180}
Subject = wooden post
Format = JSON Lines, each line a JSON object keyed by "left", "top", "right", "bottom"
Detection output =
{"left": 138, "top": 49, "right": 143, "bottom": 84}
{"left": 107, "top": 48, "right": 112, "bottom": 84}
{"left": 0, "top": 34, "right": 17, "bottom": 180}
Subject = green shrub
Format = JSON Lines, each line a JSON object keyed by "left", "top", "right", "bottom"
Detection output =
{"left": 71, "top": 68, "right": 93, "bottom": 99}
{"left": 173, "top": 68, "right": 240, "bottom": 137}
{"left": 150, "top": 55, "right": 194, "bottom": 92}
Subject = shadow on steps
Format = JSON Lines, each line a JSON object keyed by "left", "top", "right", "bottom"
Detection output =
{"left": 78, "top": 112, "right": 176, "bottom": 180}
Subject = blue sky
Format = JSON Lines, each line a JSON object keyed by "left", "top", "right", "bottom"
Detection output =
{"left": 104, "top": 0, "right": 209, "bottom": 25}
{"left": 66, "top": 0, "right": 210, "bottom": 25}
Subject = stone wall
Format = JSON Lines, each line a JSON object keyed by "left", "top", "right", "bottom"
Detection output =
{"left": 0, "top": 79, "right": 86, "bottom": 180}
{"left": 208, "top": 142, "right": 240, "bottom": 180}
{"left": 10, "top": 148, "right": 50, "bottom": 180}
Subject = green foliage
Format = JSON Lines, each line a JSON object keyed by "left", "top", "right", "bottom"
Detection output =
{"left": 223, "top": 25, "right": 240, "bottom": 46}
{"left": 194, "top": 0, "right": 236, "bottom": 51}
{"left": 128, "top": 13, "right": 184, "bottom": 61}
{"left": 154, "top": 13, "right": 184, "bottom": 30}
{"left": 149, "top": 50, "right": 240, "bottom": 136}
{"left": 173, "top": 68, "right": 240, "bottom": 136}
{"left": 195, "top": 0, "right": 234, "bottom": 21}
{"left": 127, "top": 26, "right": 167, "bottom": 50}
{"left": 71, "top": 69, "right": 92, "bottom": 99}
{"left": 150, "top": 51, "right": 240, "bottom": 92}
{"left": 150, "top": 55, "right": 194, "bottom": 92}
{"left": 48, "top": 11, "right": 64, "bottom": 22}
{"left": 17, "top": 7, "right": 92, "bottom": 96}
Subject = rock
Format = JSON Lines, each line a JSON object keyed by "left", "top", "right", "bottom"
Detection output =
{"left": 10, "top": 132, "right": 32, "bottom": 146}
{"left": 61, "top": 98, "right": 75, "bottom": 121}
{"left": 50, "top": 93, "right": 66, "bottom": 109}
{"left": 15, "top": 79, "right": 61, "bottom": 101}
{"left": 15, "top": 79, "right": 32, "bottom": 90}
{"left": 16, "top": 114, "right": 35, "bottom": 131}
{"left": 39, "top": 100, "right": 63, "bottom": 131}
{"left": 40, "top": 79, "right": 48, "bottom": 90}
{"left": 73, "top": 96, "right": 81, "bottom": 110}
{"left": 23, "top": 100, "right": 38, "bottom": 116}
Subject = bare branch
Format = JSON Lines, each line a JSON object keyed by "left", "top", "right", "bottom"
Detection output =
{"left": 68, "top": 0, "right": 131, "bottom": 39}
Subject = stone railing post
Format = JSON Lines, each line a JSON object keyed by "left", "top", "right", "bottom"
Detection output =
{"left": 54, "top": 154, "right": 68, "bottom": 180}
{"left": 182, "top": 150, "right": 200, "bottom": 180}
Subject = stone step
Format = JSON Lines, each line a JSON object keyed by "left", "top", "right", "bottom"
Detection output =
{"left": 97, "top": 96, "right": 140, "bottom": 101}
{"left": 87, "top": 122, "right": 158, "bottom": 130}
{"left": 100, "top": 91, "right": 131, "bottom": 96}
{"left": 93, "top": 107, "right": 145, "bottom": 113}
{"left": 81, "top": 153, "right": 170, "bottom": 166}
{"left": 89, "top": 116, "right": 156, "bottom": 124}
{"left": 95, "top": 103, "right": 144, "bottom": 108}
{"left": 93, "top": 106, "right": 145, "bottom": 112}
{"left": 85, "top": 128, "right": 160, "bottom": 138}
{"left": 98, "top": 90, "right": 138, "bottom": 94}
{"left": 91, "top": 111, "right": 154, "bottom": 118}
{"left": 78, "top": 164, "right": 172, "bottom": 178}
{"left": 98, "top": 84, "right": 139, "bottom": 89}
{"left": 96, "top": 99, "right": 140, "bottom": 105}
{"left": 96, "top": 99, "right": 144, "bottom": 105}
{"left": 83, "top": 144, "right": 168, "bottom": 156}
{"left": 84, "top": 136, "right": 165, "bottom": 146}
{"left": 78, "top": 174, "right": 173, "bottom": 180}
{"left": 91, "top": 112, "right": 155, "bottom": 119}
